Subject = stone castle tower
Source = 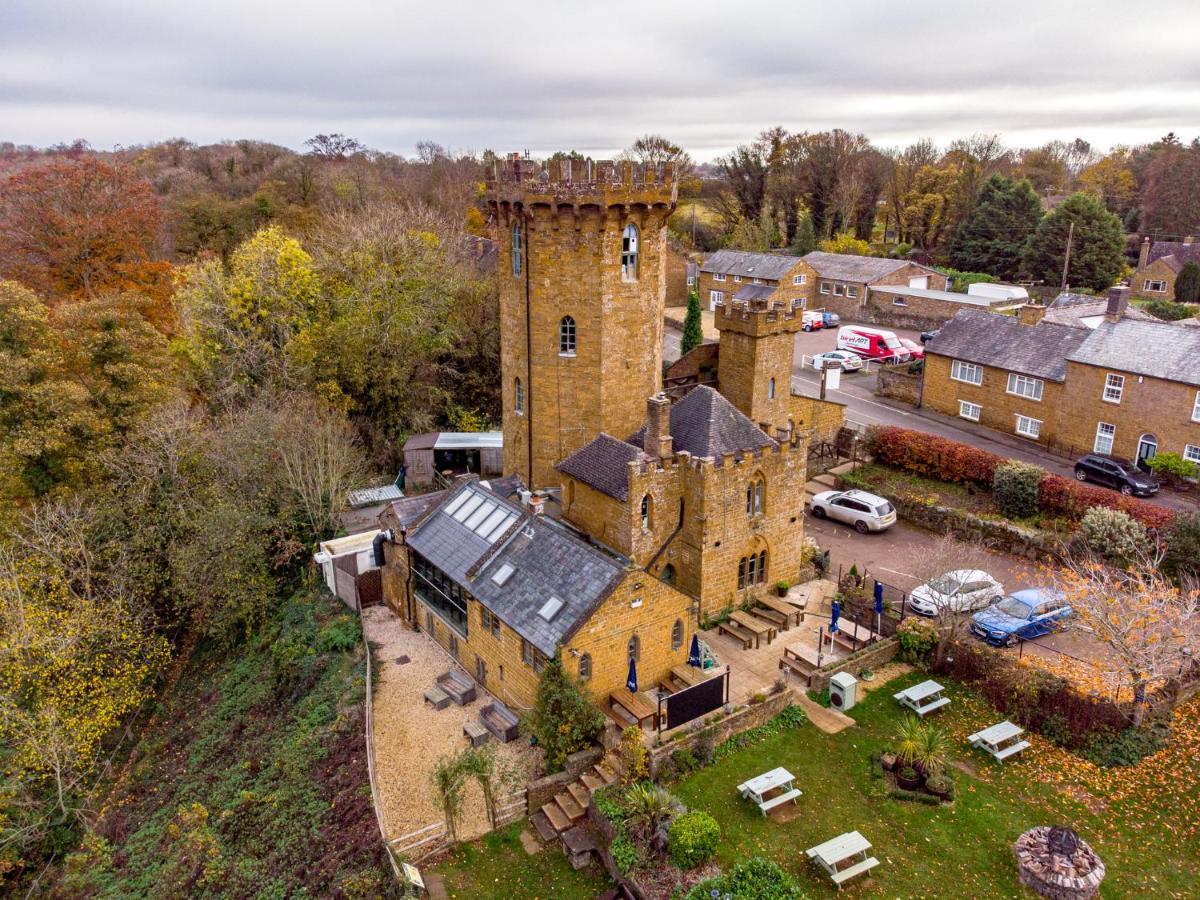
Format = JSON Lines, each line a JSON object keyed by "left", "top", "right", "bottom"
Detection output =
{"left": 486, "top": 156, "right": 678, "bottom": 488}
{"left": 714, "top": 297, "right": 804, "bottom": 437}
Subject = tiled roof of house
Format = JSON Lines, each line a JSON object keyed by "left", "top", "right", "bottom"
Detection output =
{"left": 802, "top": 251, "right": 932, "bottom": 284}
{"left": 1148, "top": 241, "right": 1200, "bottom": 271}
{"left": 555, "top": 433, "right": 643, "bottom": 501}
{"left": 924, "top": 309, "right": 1090, "bottom": 382}
{"left": 1042, "top": 293, "right": 1161, "bottom": 328}
{"left": 732, "top": 283, "right": 777, "bottom": 301}
{"left": 701, "top": 249, "right": 801, "bottom": 281}
{"left": 405, "top": 480, "right": 627, "bottom": 657}
{"left": 1067, "top": 318, "right": 1200, "bottom": 387}
{"left": 629, "top": 385, "right": 776, "bottom": 459}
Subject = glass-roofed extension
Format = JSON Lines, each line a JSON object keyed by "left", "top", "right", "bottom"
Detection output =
{"left": 411, "top": 553, "right": 470, "bottom": 635}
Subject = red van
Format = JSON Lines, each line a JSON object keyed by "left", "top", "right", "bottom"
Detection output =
{"left": 836, "top": 326, "right": 910, "bottom": 362}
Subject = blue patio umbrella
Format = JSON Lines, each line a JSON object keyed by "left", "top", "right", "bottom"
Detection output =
{"left": 626, "top": 655, "right": 638, "bottom": 693}
{"left": 874, "top": 582, "right": 884, "bottom": 634}
{"left": 687, "top": 633, "right": 702, "bottom": 668}
{"left": 830, "top": 599, "right": 840, "bottom": 634}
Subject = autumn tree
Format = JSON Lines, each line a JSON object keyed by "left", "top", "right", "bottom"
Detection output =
{"left": 1077, "top": 148, "right": 1137, "bottom": 220}
{"left": 948, "top": 174, "right": 1042, "bottom": 280}
{"left": 1021, "top": 192, "right": 1125, "bottom": 291}
{"left": 0, "top": 158, "right": 173, "bottom": 329}
{"left": 1130, "top": 134, "right": 1200, "bottom": 238}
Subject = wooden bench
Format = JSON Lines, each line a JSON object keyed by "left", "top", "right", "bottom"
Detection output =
{"left": 609, "top": 702, "right": 638, "bottom": 727}
{"left": 757, "top": 594, "right": 802, "bottom": 628}
{"left": 611, "top": 688, "right": 656, "bottom": 728}
{"left": 463, "top": 720, "right": 490, "bottom": 747}
{"left": 437, "top": 669, "right": 477, "bottom": 706}
{"left": 830, "top": 623, "right": 876, "bottom": 653}
{"left": 778, "top": 654, "right": 814, "bottom": 678}
{"left": 718, "top": 620, "right": 755, "bottom": 649}
{"left": 832, "top": 856, "right": 879, "bottom": 886}
{"left": 759, "top": 787, "right": 802, "bottom": 815}
{"left": 480, "top": 700, "right": 520, "bottom": 742}
{"left": 424, "top": 686, "right": 452, "bottom": 710}
{"left": 671, "top": 664, "right": 704, "bottom": 687}
{"left": 731, "top": 610, "right": 775, "bottom": 645}
{"left": 752, "top": 607, "right": 789, "bottom": 628}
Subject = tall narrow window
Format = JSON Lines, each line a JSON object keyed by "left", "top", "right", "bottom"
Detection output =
{"left": 514, "top": 377, "right": 524, "bottom": 415}
{"left": 671, "top": 619, "right": 684, "bottom": 650}
{"left": 511, "top": 222, "right": 522, "bottom": 277}
{"left": 559, "top": 315, "right": 576, "bottom": 355}
{"left": 641, "top": 494, "right": 651, "bottom": 529}
{"left": 621, "top": 223, "right": 639, "bottom": 281}
{"left": 747, "top": 553, "right": 758, "bottom": 586}
{"left": 578, "top": 653, "right": 592, "bottom": 681}
{"left": 737, "top": 557, "right": 747, "bottom": 590}
{"left": 746, "top": 477, "right": 765, "bottom": 516}
{"left": 662, "top": 564, "right": 675, "bottom": 585}
{"left": 627, "top": 634, "right": 640, "bottom": 661}
{"left": 1095, "top": 422, "right": 1116, "bottom": 455}
{"left": 757, "top": 550, "right": 767, "bottom": 584}
{"left": 768, "top": 377, "right": 776, "bottom": 400}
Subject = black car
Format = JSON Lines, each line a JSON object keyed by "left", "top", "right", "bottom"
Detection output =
{"left": 1073, "top": 454, "right": 1159, "bottom": 496}
{"left": 920, "top": 329, "right": 940, "bottom": 345}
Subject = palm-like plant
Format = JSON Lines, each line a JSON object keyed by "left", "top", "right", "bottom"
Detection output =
{"left": 894, "top": 714, "right": 924, "bottom": 768}
{"left": 914, "top": 722, "right": 950, "bottom": 778}
{"left": 623, "top": 782, "right": 674, "bottom": 841}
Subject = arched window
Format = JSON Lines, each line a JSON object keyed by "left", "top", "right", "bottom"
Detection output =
{"left": 662, "top": 564, "right": 675, "bottom": 585}
{"left": 746, "top": 477, "right": 765, "bottom": 516}
{"left": 627, "top": 634, "right": 641, "bottom": 661}
{"left": 641, "top": 494, "right": 652, "bottom": 529}
{"left": 671, "top": 619, "right": 684, "bottom": 650}
{"left": 559, "top": 315, "right": 576, "bottom": 355}
{"left": 514, "top": 377, "right": 524, "bottom": 415}
{"left": 621, "top": 223, "right": 639, "bottom": 281}
{"left": 757, "top": 550, "right": 767, "bottom": 584}
{"left": 578, "top": 652, "right": 592, "bottom": 681}
{"left": 747, "top": 553, "right": 758, "bottom": 586}
{"left": 511, "top": 222, "right": 522, "bottom": 277}
{"left": 768, "top": 377, "right": 776, "bottom": 400}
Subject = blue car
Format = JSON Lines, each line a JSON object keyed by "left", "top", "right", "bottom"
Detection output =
{"left": 970, "top": 588, "right": 1071, "bottom": 647}
{"left": 822, "top": 311, "right": 840, "bottom": 327}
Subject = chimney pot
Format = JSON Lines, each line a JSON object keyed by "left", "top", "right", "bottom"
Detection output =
{"left": 1106, "top": 286, "right": 1130, "bottom": 322}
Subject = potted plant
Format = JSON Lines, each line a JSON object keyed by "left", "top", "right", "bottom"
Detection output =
{"left": 896, "top": 765, "right": 921, "bottom": 791}
{"left": 913, "top": 722, "right": 949, "bottom": 782}
{"left": 894, "top": 714, "right": 923, "bottom": 772}
{"left": 880, "top": 750, "right": 898, "bottom": 772}
{"left": 775, "top": 579, "right": 790, "bottom": 597}
{"left": 859, "top": 668, "right": 875, "bottom": 682}
{"left": 925, "top": 773, "right": 952, "bottom": 800}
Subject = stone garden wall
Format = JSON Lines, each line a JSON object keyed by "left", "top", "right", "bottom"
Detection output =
{"left": 648, "top": 687, "right": 794, "bottom": 777}
{"left": 875, "top": 368, "right": 923, "bottom": 406}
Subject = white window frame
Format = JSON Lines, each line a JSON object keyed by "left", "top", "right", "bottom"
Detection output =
{"left": 892, "top": 297, "right": 908, "bottom": 307}
{"left": 958, "top": 400, "right": 981, "bottom": 422}
{"left": 846, "top": 286, "right": 859, "bottom": 299}
{"left": 1142, "top": 279, "right": 1167, "bottom": 293}
{"left": 709, "top": 289, "right": 724, "bottom": 306}
{"left": 1006, "top": 373, "right": 1044, "bottom": 401}
{"left": 559, "top": 315, "right": 576, "bottom": 356}
{"left": 950, "top": 360, "right": 984, "bottom": 386}
{"left": 792, "top": 273, "right": 807, "bottom": 286}
{"left": 833, "top": 283, "right": 846, "bottom": 296}
{"left": 1094, "top": 422, "right": 1116, "bottom": 455}
{"left": 1015, "top": 415, "right": 1042, "bottom": 439}
{"left": 820, "top": 281, "right": 831, "bottom": 295}
{"left": 514, "top": 377, "right": 524, "bottom": 415}
{"left": 620, "top": 223, "right": 639, "bottom": 282}
{"left": 1192, "top": 391, "right": 1200, "bottom": 423}
{"left": 712, "top": 273, "right": 726, "bottom": 282}
{"left": 733, "top": 275, "right": 742, "bottom": 283}
{"left": 1103, "top": 373, "right": 1124, "bottom": 404}
{"left": 1184, "top": 444, "right": 1200, "bottom": 464}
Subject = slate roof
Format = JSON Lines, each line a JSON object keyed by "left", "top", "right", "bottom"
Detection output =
{"left": 701, "top": 249, "right": 801, "bottom": 281}
{"left": 803, "top": 251, "right": 932, "bottom": 284}
{"left": 1148, "top": 241, "right": 1200, "bottom": 271}
{"left": 629, "top": 385, "right": 777, "bottom": 459}
{"left": 732, "top": 283, "right": 777, "bottom": 301}
{"left": 1042, "top": 293, "right": 1160, "bottom": 328}
{"left": 924, "top": 309, "right": 1090, "bottom": 382}
{"left": 405, "top": 480, "right": 627, "bottom": 657}
{"left": 555, "top": 433, "right": 642, "bottom": 501}
{"left": 1067, "top": 319, "right": 1200, "bottom": 387}
{"left": 388, "top": 492, "right": 447, "bottom": 529}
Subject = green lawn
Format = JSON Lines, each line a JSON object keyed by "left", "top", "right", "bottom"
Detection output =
{"left": 430, "top": 822, "right": 613, "bottom": 899}
{"left": 673, "top": 672, "right": 1198, "bottom": 898}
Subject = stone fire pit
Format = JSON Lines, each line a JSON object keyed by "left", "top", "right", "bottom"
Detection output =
{"left": 1014, "top": 826, "right": 1105, "bottom": 899}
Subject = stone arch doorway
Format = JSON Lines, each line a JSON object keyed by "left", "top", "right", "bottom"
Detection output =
{"left": 1136, "top": 433, "right": 1158, "bottom": 471}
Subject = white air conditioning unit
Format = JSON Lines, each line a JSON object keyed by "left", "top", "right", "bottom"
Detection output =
{"left": 829, "top": 671, "right": 858, "bottom": 711}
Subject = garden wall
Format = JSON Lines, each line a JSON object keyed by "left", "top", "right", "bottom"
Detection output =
{"left": 525, "top": 746, "right": 604, "bottom": 811}
{"left": 809, "top": 637, "right": 899, "bottom": 694}
{"left": 886, "top": 493, "right": 1063, "bottom": 563}
{"left": 875, "top": 368, "right": 923, "bottom": 406}
{"left": 648, "top": 687, "right": 793, "bottom": 777}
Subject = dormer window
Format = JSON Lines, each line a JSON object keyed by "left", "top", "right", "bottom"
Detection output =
{"left": 621, "top": 223, "right": 639, "bottom": 281}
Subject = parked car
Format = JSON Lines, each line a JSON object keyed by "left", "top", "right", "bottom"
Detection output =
{"left": 908, "top": 569, "right": 1004, "bottom": 616}
{"left": 970, "top": 588, "right": 1072, "bottom": 647}
{"left": 919, "top": 329, "right": 940, "bottom": 344}
{"left": 802, "top": 310, "right": 825, "bottom": 331}
{"left": 1073, "top": 454, "right": 1160, "bottom": 496}
{"left": 836, "top": 325, "right": 911, "bottom": 363}
{"left": 897, "top": 338, "right": 925, "bottom": 360}
{"left": 821, "top": 311, "right": 841, "bottom": 328}
{"left": 811, "top": 350, "right": 864, "bottom": 372}
{"left": 809, "top": 489, "right": 897, "bottom": 534}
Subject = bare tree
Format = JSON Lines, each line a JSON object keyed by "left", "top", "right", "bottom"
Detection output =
{"left": 907, "top": 534, "right": 997, "bottom": 666}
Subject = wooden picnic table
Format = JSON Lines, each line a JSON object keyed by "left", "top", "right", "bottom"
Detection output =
{"left": 894, "top": 679, "right": 950, "bottom": 717}
{"left": 969, "top": 720, "right": 1030, "bottom": 762}
{"left": 610, "top": 688, "right": 657, "bottom": 728}
{"left": 671, "top": 664, "right": 705, "bottom": 687}
{"left": 737, "top": 767, "right": 801, "bottom": 815}
{"left": 806, "top": 830, "right": 880, "bottom": 887}
{"left": 830, "top": 620, "right": 876, "bottom": 652}
{"left": 757, "top": 594, "right": 801, "bottom": 628}
{"left": 778, "top": 640, "right": 823, "bottom": 678}
{"left": 730, "top": 610, "right": 775, "bottom": 645}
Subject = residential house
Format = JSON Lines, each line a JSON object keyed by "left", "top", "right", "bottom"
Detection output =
{"left": 1040, "top": 292, "right": 1161, "bottom": 329}
{"left": 697, "top": 249, "right": 815, "bottom": 312}
{"left": 858, "top": 284, "right": 1010, "bottom": 329}
{"left": 802, "top": 252, "right": 948, "bottom": 320}
{"left": 1131, "top": 236, "right": 1200, "bottom": 300}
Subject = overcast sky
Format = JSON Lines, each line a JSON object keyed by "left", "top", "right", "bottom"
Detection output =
{"left": 4, "top": 0, "right": 1199, "bottom": 160}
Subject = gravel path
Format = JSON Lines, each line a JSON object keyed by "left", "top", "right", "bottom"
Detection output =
{"left": 363, "top": 605, "right": 542, "bottom": 844}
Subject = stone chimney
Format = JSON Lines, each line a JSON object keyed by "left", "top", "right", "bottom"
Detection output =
{"left": 1138, "top": 236, "right": 1151, "bottom": 269}
{"left": 528, "top": 492, "right": 546, "bottom": 516}
{"left": 1016, "top": 302, "right": 1046, "bottom": 326}
{"left": 646, "top": 393, "right": 673, "bottom": 459}
{"left": 1106, "top": 286, "right": 1130, "bottom": 323}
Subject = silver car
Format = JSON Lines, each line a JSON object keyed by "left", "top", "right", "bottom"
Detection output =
{"left": 908, "top": 569, "right": 1004, "bottom": 617}
{"left": 811, "top": 351, "right": 864, "bottom": 372}
{"left": 809, "top": 489, "right": 896, "bottom": 534}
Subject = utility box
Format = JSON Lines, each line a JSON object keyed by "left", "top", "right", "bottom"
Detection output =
{"left": 829, "top": 671, "right": 858, "bottom": 711}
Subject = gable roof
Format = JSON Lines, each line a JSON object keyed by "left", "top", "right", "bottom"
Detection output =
{"left": 924, "top": 309, "right": 1090, "bottom": 382}
{"left": 630, "top": 385, "right": 777, "bottom": 459}
{"left": 555, "top": 433, "right": 642, "bottom": 501}
{"left": 1067, "top": 318, "right": 1200, "bottom": 387}
{"left": 1042, "top": 293, "right": 1161, "bottom": 329}
{"left": 732, "top": 283, "right": 777, "bottom": 302}
{"left": 1148, "top": 241, "right": 1200, "bottom": 272}
{"left": 701, "top": 249, "right": 802, "bottom": 281}
{"left": 802, "top": 251, "right": 932, "bottom": 284}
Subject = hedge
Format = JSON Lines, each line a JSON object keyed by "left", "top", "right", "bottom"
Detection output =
{"left": 866, "top": 426, "right": 1175, "bottom": 531}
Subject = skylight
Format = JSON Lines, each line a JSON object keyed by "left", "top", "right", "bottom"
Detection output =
{"left": 538, "top": 596, "right": 564, "bottom": 622}
{"left": 491, "top": 563, "right": 515, "bottom": 586}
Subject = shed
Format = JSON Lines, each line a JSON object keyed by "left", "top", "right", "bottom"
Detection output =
{"left": 314, "top": 530, "right": 384, "bottom": 610}
{"left": 402, "top": 432, "right": 504, "bottom": 488}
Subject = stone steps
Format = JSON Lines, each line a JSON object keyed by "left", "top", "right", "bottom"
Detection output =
{"left": 539, "top": 800, "right": 571, "bottom": 833}
{"left": 554, "top": 790, "right": 586, "bottom": 823}
{"left": 567, "top": 782, "right": 590, "bottom": 809}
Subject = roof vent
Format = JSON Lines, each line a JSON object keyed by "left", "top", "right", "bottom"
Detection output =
{"left": 491, "top": 562, "right": 515, "bottom": 586}
{"left": 538, "top": 596, "right": 564, "bottom": 621}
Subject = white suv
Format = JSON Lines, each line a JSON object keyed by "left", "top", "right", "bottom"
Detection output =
{"left": 808, "top": 489, "right": 897, "bottom": 534}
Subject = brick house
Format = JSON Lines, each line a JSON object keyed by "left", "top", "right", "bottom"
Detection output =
{"left": 1130, "top": 236, "right": 1200, "bottom": 300}
{"left": 924, "top": 289, "right": 1200, "bottom": 465}
{"left": 802, "top": 252, "right": 948, "bottom": 320}
{"left": 697, "top": 249, "right": 815, "bottom": 312}
{"left": 858, "top": 285, "right": 1009, "bottom": 330}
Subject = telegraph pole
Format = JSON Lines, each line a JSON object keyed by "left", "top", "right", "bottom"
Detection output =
{"left": 1060, "top": 221, "right": 1075, "bottom": 291}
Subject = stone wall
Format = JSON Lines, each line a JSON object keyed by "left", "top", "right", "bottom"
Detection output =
{"left": 526, "top": 746, "right": 603, "bottom": 811}
{"left": 875, "top": 368, "right": 923, "bottom": 406}
{"left": 808, "top": 637, "right": 899, "bottom": 694}
{"left": 647, "top": 687, "right": 794, "bottom": 777}
{"left": 790, "top": 394, "right": 847, "bottom": 444}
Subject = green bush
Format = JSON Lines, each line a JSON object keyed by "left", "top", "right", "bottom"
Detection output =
{"left": 1147, "top": 451, "right": 1198, "bottom": 483}
{"left": 897, "top": 618, "right": 938, "bottom": 665}
{"left": 685, "top": 856, "right": 805, "bottom": 899}
{"left": 1164, "top": 511, "right": 1200, "bottom": 582}
{"left": 668, "top": 810, "right": 721, "bottom": 869}
{"left": 609, "top": 833, "right": 641, "bottom": 874}
{"left": 1082, "top": 723, "right": 1171, "bottom": 767}
{"left": 670, "top": 747, "right": 699, "bottom": 775}
{"left": 1143, "top": 298, "right": 1197, "bottom": 321}
{"left": 681, "top": 291, "right": 704, "bottom": 356}
{"left": 993, "top": 460, "right": 1043, "bottom": 519}
{"left": 530, "top": 659, "right": 604, "bottom": 772}
{"left": 1079, "top": 506, "right": 1148, "bottom": 561}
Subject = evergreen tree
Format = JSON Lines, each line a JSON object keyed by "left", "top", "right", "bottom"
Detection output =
{"left": 948, "top": 174, "right": 1042, "bottom": 280}
{"left": 1175, "top": 261, "right": 1200, "bottom": 304}
{"left": 789, "top": 213, "right": 816, "bottom": 256}
{"left": 681, "top": 291, "right": 704, "bottom": 356}
{"left": 1020, "top": 192, "right": 1125, "bottom": 292}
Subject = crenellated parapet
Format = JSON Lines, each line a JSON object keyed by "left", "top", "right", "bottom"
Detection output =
{"left": 713, "top": 297, "right": 805, "bottom": 338}
{"left": 486, "top": 154, "right": 678, "bottom": 215}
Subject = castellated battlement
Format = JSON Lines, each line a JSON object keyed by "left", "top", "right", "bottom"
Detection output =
{"left": 625, "top": 435, "right": 800, "bottom": 480}
{"left": 486, "top": 154, "right": 678, "bottom": 208}
{"left": 713, "top": 297, "right": 805, "bottom": 337}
